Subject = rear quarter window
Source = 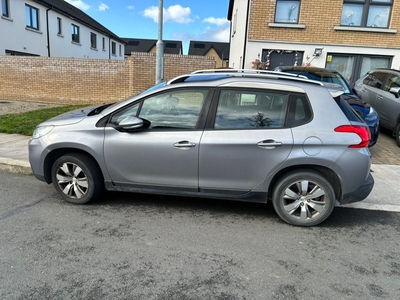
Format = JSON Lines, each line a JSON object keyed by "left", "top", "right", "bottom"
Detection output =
{"left": 286, "top": 93, "right": 312, "bottom": 127}
{"left": 337, "top": 97, "right": 363, "bottom": 122}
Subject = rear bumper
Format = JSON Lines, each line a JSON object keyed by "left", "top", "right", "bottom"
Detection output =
{"left": 341, "top": 173, "right": 374, "bottom": 204}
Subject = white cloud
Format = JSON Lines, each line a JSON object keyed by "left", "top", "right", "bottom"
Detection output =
{"left": 127, "top": 5, "right": 135, "bottom": 10}
{"left": 203, "top": 17, "right": 229, "bottom": 27}
{"left": 98, "top": 3, "right": 109, "bottom": 11}
{"left": 64, "top": 0, "right": 90, "bottom": 11}
{"left": 201, "top": 24, "right": 230, "bottom": 42}
{"left": 143, "top": 5, "right": 193, "bottom": 24}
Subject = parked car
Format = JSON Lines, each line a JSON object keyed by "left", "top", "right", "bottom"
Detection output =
{"left": 354, "top": 68, "right": 400, "bottom": 147}
{"left": 275, "top": 66, "right": 380, "bottom": 147}
{"left": 29, "top": 69, "right": 374, "bottom": 226}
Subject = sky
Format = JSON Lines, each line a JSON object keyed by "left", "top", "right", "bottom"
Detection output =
{"left": 64, "top": 0, "right": 231, "bottom": 54}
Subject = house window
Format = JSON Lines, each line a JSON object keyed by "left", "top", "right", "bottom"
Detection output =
{"left": 111, "top": 41, "right": 116, "bottom": 55}
{"left": 119, "top": 44, "right": 122, "bottom": 56}
{"left": 25, "top": 4, "right": 39, "bottom": 30}
{"left": 102, "top": 37, "right": 105, "bottom": 50}
{"left": 71, "top": 24, "right": 80, "bottom": 43}
{"left": 57, "top": 17, "right": 62, "bottom": 35}
{"left": 2, "top": 0, "right": 9, "bottom": 17}
{"left": 275, "top": 0, "right": 301, "bottom": 23}
{"left": 90, "top": 32, "right": 97, "bottom": 49}
{"left": 341, "top": 0, "right": 392, "bottom": 28}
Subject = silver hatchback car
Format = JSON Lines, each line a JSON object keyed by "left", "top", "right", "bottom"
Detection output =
{"left": 29, "top": 69, "right": 374, "bottom": 226}
{"left": 354, "top": 68, "right": 400, "bottom": 147}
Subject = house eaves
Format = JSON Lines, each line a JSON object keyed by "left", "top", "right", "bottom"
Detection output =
{"left": 31, "top": 0, "right": 126, "bottom": 44}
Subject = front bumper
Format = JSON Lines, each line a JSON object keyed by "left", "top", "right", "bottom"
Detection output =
{"left": 341, "top": 173, "right": 374, "bottom": 204}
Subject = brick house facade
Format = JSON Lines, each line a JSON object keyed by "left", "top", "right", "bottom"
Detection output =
{"left": 228, "top": 0, "right": 400, "bottom": 83}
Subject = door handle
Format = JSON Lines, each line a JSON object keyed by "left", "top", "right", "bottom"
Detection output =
{"left": 257, "top": 139, "right": 282, "bottom": 149}
{"left": 173, "top": 141, "right": 196, "bottom": 149}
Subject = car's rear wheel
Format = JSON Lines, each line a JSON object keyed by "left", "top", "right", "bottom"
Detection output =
{"left": 272, "top": 170, "right": 335, "bottom": 226}
{"left": 395, "top": 122, "right": 400, "bottom": 147}
{"left": 51, "top": 154, "right": 102, "bottom": 204}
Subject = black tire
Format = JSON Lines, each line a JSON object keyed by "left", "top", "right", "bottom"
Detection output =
{"left": 395, "top": 123, "right": 400, "bottom": 147}
{"left": 272, "top": 170, "right": 335, "bottom": 226}
{"left": 51, "top": 153, "right": 102, "bottom": 204}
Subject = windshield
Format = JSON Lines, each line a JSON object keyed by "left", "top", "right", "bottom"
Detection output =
{"left": 100, "top": 82, "right": 167, "bottom": 115}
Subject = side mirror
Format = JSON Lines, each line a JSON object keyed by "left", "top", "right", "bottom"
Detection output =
{"left": 117, "top": 116, "right": 150, "bottom": 132}
{"left": 389, "top": 87, "right": 400, "bottom": 98}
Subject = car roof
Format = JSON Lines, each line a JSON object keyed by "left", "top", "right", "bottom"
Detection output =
{"left": 167, "top": 69, "right": 322, "bottom": 86}
{"left": 276, "top": 66, "right": 340, "bottom": 74}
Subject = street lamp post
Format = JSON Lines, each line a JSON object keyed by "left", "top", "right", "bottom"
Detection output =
{"left": 155, "top": 0, "right": 164, "bottom": 84}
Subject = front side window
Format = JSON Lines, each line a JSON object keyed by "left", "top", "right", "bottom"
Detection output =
{"left": 110, "top": 90, "right": 208, "bottom": 130}
{"left": 2, "top": 0, "right": 9, "bottom": 17}
{"left": 341, "top": 0, "right": 392, "bottom": 28}
{"left": 71, "top": 24, "right": 79, "bottom": 43}
{"left": 102, "top": 37, "right": 105, "bottom": 50}
{"left": 275, "top": 0, "right": 301, "bottom": 23}
{"left": 383, "top": 74, "right": 400, "bottom": 92}
{"left": 25, "top": 4, "right": 39, "bottom": 30}
{"left": 214, "top": 90, "right": 289, "bottom": 129}
{"left": 90, "top": 32, "right": 97, "bottom": 49}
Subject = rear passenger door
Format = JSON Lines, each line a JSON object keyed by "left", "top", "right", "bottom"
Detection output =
{"left": 357, "top": 71, "right": 388, "bottom": 108}
{"left": 199, "top": 88, "right": 296, "bottom": 193}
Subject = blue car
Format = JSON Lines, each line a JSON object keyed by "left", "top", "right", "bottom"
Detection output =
{"left": 275, "top": 66, "right": 379, "bottom": 147}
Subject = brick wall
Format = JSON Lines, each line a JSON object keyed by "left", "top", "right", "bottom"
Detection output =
{"left": 248, "top": 0, "right": 400, "bottom": 47}
{"left": 0, "top": 53, "right": 216, "bottom": 105}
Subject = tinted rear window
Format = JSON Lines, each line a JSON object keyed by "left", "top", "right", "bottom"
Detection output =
{"left": 337, "top": 97, "right": 363, "bottom": 122}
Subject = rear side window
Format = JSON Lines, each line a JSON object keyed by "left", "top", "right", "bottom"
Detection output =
{"left": 214, "top": 90, "right": 288, "bottom": 129}
{"left": 363, "top": 71, "right": 387, "bottom": 89}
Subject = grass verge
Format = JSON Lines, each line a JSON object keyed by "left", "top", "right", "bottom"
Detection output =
{"left": 0, "top": 105, "right": 86, "bottom": 136}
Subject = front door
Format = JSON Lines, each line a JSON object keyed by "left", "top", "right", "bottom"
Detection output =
{"left": 104, "top": 89, "right": 209, "bottom": 189}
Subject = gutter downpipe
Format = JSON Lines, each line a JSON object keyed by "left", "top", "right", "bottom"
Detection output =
{"left": 242, "top": 0, "right": 251, "bottom": 69}
{"left": 46, "top": 7, "right": 53, "bottom": 57}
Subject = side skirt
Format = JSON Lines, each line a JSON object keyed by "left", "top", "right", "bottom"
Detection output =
{"left": 104, "top": 181, "right": 268, "bottom": 203}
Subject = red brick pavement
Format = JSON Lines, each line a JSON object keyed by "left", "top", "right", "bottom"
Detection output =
{"left": 370, "top": 128, "right": 400, "bottom": 165}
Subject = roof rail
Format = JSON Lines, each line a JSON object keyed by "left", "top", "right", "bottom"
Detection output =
{"left": 192, "top": 68, "right": 307, "bottom": 78}
{"left": 167, "top": 69, "right": 324, "bottom": 86}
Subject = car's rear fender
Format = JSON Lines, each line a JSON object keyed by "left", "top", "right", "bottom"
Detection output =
{"left": 265, "top": 165, "right": 342, "bottom": 202}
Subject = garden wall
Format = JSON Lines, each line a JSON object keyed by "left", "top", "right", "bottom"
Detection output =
{"left": 0, "top": 52, "right": 216, "bottom": 105}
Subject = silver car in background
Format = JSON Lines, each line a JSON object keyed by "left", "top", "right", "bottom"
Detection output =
{"left": 29, "top": 69, "right": 374, "bottom": 226}
{"left": 354, "top": 68, "right": 400, "bottom": 147}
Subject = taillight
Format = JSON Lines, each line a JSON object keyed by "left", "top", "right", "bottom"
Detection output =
{"left": 334, "top": 125, "right": 371, "bottom": 148}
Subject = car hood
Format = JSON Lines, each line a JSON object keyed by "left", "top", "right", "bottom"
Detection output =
{"left": 41, "top": 105, "right": 100, "bottom": 126}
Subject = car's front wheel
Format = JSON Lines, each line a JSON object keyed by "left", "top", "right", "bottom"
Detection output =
{"left": 395, "top": 122, "right": 400, "bottom": 147}
{"left": 51, "top": 154, "right": 102, "bottom": 204}
{"left": 272, "top": 170, "right": 336, "bottom": 226}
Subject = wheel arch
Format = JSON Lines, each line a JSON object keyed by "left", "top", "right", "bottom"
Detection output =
{"left": 268, "top": 165, "right": 342, "bottom": 201}
{"left": 43, "top": 148, "right": 104, "bottom": 184}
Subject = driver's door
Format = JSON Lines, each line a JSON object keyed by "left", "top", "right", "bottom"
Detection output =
{"left": 103, "top": 89, "right": 209, "bottom": 189}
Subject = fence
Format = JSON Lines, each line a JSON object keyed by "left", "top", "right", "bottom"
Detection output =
{"left": 0, "top": 52, "right": 216, "bottom": 105}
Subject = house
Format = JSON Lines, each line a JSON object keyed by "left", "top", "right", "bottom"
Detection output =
{"left": 188, "top": 41, "right": 230, "bottom": 68}
{"left": 227, "top": 0, "right": 400, "bottom": 83}
{"left": 1, "top": 0, "right": 125, "bottom": 59}
{"left": 122, "top": 38, "right": 183, "bottom": 56}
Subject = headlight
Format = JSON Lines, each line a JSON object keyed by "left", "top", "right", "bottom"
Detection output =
{"left": 32, "top": 125, "right": 54, "bottom": 139}
{"left": 365, "top": 107, "right": 377, "bottom": 121}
